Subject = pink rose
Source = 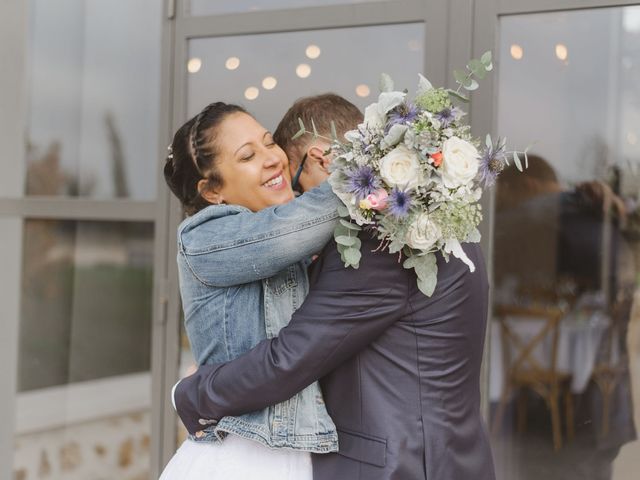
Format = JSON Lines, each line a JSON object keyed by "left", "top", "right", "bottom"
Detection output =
{"left": 366, "top": 189, "right": 389, "bottom": 211}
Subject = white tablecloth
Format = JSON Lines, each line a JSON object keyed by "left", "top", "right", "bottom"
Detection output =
{"left": 489, "top": 310, "right": 613, "bottom": 402}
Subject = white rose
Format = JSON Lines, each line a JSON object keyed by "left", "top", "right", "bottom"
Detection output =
{"left": 407, "top": 213, "right": 441, "bottom": 251}
{"left": 379, "top": 145, "right": 423, "bottom": 190}
{"left": 441, "top": 137, "right": 480, "bottom": 188}
{"left": 363, "top": 103, "right": 385, "bottom": 130}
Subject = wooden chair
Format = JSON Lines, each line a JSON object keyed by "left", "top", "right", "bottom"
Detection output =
{"left": 591, "top": 295, "right": 632, "bottom": 438}
{"left": 491, "top": 304, "right": 574, "bottom": 451}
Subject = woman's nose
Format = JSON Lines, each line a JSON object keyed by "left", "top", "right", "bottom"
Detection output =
{"left": 263, "top": 148, "right": 282, "bottom": 168}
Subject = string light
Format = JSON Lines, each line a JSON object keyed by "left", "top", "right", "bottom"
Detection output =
{"left": 187, "top": 58, "right": 202, "bottom": 73}
{"left": 244, "top": 87, "right": 259, "bottom": 100}
{"left": 225, "top": 56, "right": 240, "bottom": 70}
{"left": 296, "top": 64, "right": 311, "bottom": 78}
{"left": 510, "top": 44, "right": 524, "bottom": 60}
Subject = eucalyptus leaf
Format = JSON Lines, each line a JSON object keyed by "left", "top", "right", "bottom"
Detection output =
{"left": 340, "top": 219, "right": 362, "bottom": 231}
{"left": 298, "top": 117, "right": 305, "bottom": 130}
{"left": 481, "top": 51, "right": 493, "bottom": 68}
{"left": 468, "top": 59, "right": 486, "bottom": 79}
{"left": 453, "top": 70, "right": 470, "bottom": 87}
{"left": 337, "top": 205, "right": 350, "bottom": 217}
{"left": 311, "top": 118, "right": 318, "bottom": 138}
{"left": 464, "top": 79, "right": 479, "bottom": 91}
{"left": 485, "top": 134, "right": 492, "bottom": 149}
{"left": 334, "top": 223, "right": 350, "bottom": 238}
{"left": 344, "top": 247, "right": 362, "bottom": 267}
{"left": 447, "top": 89, "right": 469, "bottom": 103}
{"left": 335, "top": 235, "right": 357, "bottom": 247}
{"left": 524, "top": 151, "right": 529, "bottom": 169}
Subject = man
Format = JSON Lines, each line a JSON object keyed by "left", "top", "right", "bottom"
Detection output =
{"left": 174, "top": 93, "right": 496, "bottom": 480}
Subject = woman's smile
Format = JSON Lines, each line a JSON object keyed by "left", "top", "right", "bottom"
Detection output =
{"left": 263, "top": 171, "right": 288, "bottom": 190}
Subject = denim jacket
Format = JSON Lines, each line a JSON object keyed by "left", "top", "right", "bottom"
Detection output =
{"left": 176, "top": 182, "right": 341, "bottom": 452}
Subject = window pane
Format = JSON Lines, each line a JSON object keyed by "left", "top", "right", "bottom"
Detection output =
{"left": 492, "top": 7, "right": 640, "bottom": 479}
{"left": 14, "top": 220, "right": 153, "bottom": 479}
{"left": 187, "top": 0, "right": 390, "bottom": 16}
{"left": 24, "top": 0, "right": 162, "bottom": 199}
{"left": 186, "top": 23, "right": 424, "bottom": 129}
{"left": 19, "top": 220, "right": 153, "bottom": 391}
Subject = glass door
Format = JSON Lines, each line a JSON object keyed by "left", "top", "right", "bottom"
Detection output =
{"left": 474, "top": 1, "right": 640, "bottom": 478}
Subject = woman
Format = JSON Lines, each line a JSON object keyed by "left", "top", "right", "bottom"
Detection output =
{"left": 160, "top": 102, "right": 342, "bottom": 479}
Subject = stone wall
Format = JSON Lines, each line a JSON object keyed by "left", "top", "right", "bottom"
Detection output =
{"left": 13, "top": 410, "right": 150, "bottom": 480}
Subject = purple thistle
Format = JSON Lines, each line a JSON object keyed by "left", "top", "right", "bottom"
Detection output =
{"left": 434, "top": 106, "right": 464, "bottom": 128}
{"left": 388, "top": 103, "right": 419, "bottom": 127}
{"left": 388, "top": 188, "right": 413, "bottom": 218}
{"left": 478, "top": 138, "right": 507, "bottom": 188}
{"left": 346, "top": 165, "right": 381, "bottom": 200}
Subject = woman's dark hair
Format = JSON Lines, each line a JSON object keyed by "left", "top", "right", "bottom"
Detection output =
{"left": 164, "top": 102, "right": 248, "bottom": 215}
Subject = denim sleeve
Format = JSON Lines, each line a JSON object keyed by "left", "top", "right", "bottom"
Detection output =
{"left": 173, "top": 243, "right": 411, "bottom": 434}
{"left": 179, "top": 182, "right": 341, "bottom": 287}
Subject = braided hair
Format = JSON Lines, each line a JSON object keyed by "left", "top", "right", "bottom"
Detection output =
{"left": 164, "top": 102, "right": 248, "bottom": 215}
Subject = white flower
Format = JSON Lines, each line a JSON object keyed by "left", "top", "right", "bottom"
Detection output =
{"left": 363, "top": 91, "right": 406, "bottom": 130}
{"left": 407, "top": 213, "right": 441, "bottom": 251}
{"left": 440, "top": 136, "right": 480, "bottom": 188}
{"left": 379, "top": 145, "right": 423, "bottom": 189}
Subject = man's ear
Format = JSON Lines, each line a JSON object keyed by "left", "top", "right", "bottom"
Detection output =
{"left": 307, "top": 145, "right": 331, "bottom": 173}
{"left": 198, "top": 179, "right": 223, "bottom": 205}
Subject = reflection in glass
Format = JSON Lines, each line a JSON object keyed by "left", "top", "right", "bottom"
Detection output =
{"left": 19, "top": 220, "right": 153, "bottom": 391}
{"left": 492, "top": 7, "right": 640, "bottom": 480}
{"left": 14, "top": 220, "right": 153, "bottom": 479}
{"left": 187, "top": 23, "right": 424, "bottom": 130}
{"left": 25, "top": 0, "right": 162, "bottom": 199}
{"left": 187, "top": 0, "right": 389, "bottom": 16}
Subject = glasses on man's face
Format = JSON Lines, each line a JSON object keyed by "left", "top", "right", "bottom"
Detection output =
{"left": 291, "top": 152, "right": 308, "bottom": 192}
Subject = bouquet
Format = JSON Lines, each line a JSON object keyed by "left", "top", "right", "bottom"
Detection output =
{"left": 296, "top": 52, "right": 529, "bottom": 296}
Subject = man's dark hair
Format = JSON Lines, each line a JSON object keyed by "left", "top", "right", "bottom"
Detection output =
{"left": 273, "top": 93, "right": 363, "bottom": 167}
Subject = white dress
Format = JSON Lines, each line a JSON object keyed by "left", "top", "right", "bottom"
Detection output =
{"left": 159, "top": 435, "right": 313, "bottom": 480}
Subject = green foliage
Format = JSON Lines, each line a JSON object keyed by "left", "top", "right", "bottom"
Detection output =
{"left": 452, "top": 50, "right": 493, "bottom": 95}
{"left": 340, "top": 218, "right": 362, "bottom": 231}
{"left": 334, "top": 215, "right": 363, "bottom": 268}
{"left": 404, "top": 253, "right": 438, "bottom": 296}
{"left": 415, "top": 88, "right": 452, "bottom": 113}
